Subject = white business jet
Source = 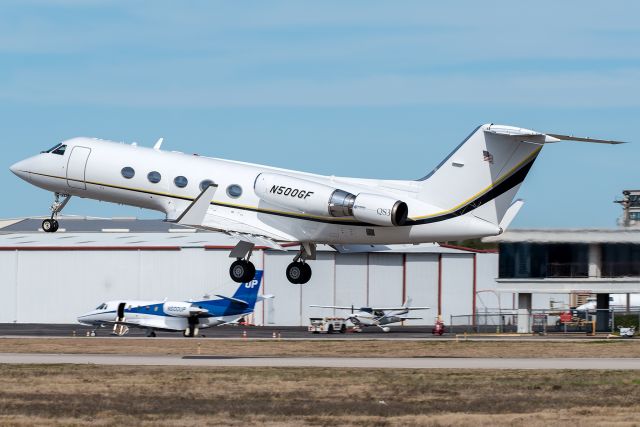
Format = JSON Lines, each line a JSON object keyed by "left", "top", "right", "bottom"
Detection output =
{"left": 310, "top": 298, "right": 429, "bottom": 332}
{"left": 10, "top": 124, "right": 623, "bottom": 285}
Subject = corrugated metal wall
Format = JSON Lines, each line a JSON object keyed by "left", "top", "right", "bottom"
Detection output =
{"left": 0, "top": 248, "right": 505, "bottom": 325}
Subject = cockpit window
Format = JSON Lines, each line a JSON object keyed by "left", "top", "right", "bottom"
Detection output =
{"left": 95, "top": 303, "right": 107, "bottom": 310}
{"left": 52, "top": 145, "right": 67, "bottom": 156}
{"left": 43, "top": 143, "right": 62, "bottom": 153}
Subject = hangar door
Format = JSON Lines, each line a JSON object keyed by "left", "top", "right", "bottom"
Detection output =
{"left": 66, "top": 146, "right": 91, "bottom": 189}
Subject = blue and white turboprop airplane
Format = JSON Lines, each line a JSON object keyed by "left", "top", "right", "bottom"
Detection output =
{"left": 78, "top": 271, "right": 268, "bottom": 337}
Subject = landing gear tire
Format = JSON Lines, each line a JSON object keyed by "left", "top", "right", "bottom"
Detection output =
{"left": 42, "top": 218, "right": 58, "bottom": 233}
{"left": 286, "top": 262, "right": 312, "bottom": 284}
{"left": 229, "top": 260, "right": 256, "bottom": 283}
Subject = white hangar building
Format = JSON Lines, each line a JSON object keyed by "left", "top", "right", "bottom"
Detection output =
{"left": 0, "top": 218, "right": 505, "bottom": 326}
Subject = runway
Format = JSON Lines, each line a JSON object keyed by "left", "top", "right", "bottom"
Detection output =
{"left": 1, "top": 353, "right": 639, "bottom": 369}
{"left": 0, "top": 323, "right": 614, "bottom": 341}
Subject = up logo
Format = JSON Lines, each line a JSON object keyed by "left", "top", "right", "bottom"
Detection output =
{"left": 245, "top": 279, "right": 259, "bottom": 289}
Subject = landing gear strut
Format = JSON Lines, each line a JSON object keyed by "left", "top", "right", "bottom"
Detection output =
{"left": 228, "top": 241, "right": 257, "bottom": 283}
{"left": 42, "top": 193, "right": 71, "bottom": 233}
{"left": 286, "top": 243, "right": 315, "bottom": 285}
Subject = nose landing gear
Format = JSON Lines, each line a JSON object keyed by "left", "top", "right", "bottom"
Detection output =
{"left": 42, "top": 193, "right": 71, "bottom": 233}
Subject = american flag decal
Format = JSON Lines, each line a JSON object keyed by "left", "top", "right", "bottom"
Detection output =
{"left": 483, "top": 150, "right": 494, "bottom": 163}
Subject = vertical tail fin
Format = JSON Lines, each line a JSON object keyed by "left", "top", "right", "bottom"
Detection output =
{"left": 417, "top": 124, "right": 544, "bottom": 226}
{"left": 231, "top": 270, "right": 264, "bottom": 310}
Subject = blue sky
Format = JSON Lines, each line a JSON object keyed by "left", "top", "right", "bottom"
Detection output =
{"left": 2, "top": 1, "right": 639, "bottom": 227}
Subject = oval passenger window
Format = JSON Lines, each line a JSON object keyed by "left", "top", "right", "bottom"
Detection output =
{"left": 147, "top": 171, "right": 162, "bottom": 184}
{"left": 121, "top": 167, "right": 135, "bottom": 179}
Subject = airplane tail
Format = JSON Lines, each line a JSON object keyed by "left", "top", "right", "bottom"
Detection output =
{"left": 416, "top": 124, "right": 624, "bottom": 227}
{"left": 402, "top": 297, "right": 412, "bottom": 309}
{"left": 230, "top": 270, "right": 264, "bottom": 309}
{"left": 416, "top": 124, "right": 545, "bottom": 227}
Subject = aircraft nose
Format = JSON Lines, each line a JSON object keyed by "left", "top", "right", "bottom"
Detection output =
{"left": 9, "top": 159, "right": 31, "bottom": 181}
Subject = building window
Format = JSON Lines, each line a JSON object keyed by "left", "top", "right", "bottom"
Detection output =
{"left": 499, "top": 243, "right": 588, "bottom": 279}
{"left": 226, "top": 184, "right": 242, "bottom": 198}
{"left": 601, "top": 243, "right": 640, "bottom": 277}
{"left": 200, "top": 179, "right": 215, "bottom": 192}
{"left": 147, "top": 171, "right": 161, "bottom": 184}
{"left": 174, "top": 176, "right": 188, "bottom": 188}
{"left": 121, "top": 167, "right": 135, "bottom": 179}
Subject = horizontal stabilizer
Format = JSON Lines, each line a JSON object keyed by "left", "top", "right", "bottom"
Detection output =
{"left": 545, "top": 133, "right": 627, "bottom": 144}
{"left": 257, "top": 294, "right": 274, "bottom": 302}
{"left": 214, "top": 295, "right": 248, "bottom": 306}
{"left": 175, "top": 184, "right": 217, "bottom": 226}
{"left": 484, "top": 125, "right": 627, "bottom": 144}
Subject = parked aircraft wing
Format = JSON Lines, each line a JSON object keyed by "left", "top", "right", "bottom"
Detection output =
{"left": 310, "top": 305, "right": 360, "bottom": 310}
{"left": 397, "top": 317, "right": 423, "bottom": 320}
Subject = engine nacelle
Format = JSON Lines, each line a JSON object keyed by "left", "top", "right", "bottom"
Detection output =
{"left": 254, "top": 173, "right": 349, "bottom": 217}
{"left": 163, "top": 301, "right": 195, "bottom": 317}
{"left": 254, "top": 173, "right": 407, "bottom": 226}
{"left": 352, "top": 193, "right": 408, "bottom": 226}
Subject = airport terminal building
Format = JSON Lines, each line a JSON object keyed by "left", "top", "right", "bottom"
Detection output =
{"left": 0, "top": 218, "right": 504, "bottom": 327}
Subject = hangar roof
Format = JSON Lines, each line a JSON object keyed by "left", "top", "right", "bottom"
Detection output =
{"left": 483, "top": 229, "right": 640, "bottom": 244}
{"left": 0, "top": 217, "right": 476, "bottom": 254}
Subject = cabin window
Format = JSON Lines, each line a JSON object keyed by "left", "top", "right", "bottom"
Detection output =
{"left": 174, "top": 176, "right": 188, "bottom": 188}
{"left": 227, "top": 184, "right": 242, "bottom": 198}
{"left": 200, "top": 179, "right": 215, "bottom": 192}
{"left": 147, "top": 171, "right": 162, "bottom": 184}
{"left": 121, "top": 167, "right": 135, "bottom": 179}
{"left": 51, "top": 145, "right": 67, "bottom": 156}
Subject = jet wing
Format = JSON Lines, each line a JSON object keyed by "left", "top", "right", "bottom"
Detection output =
{"left": 170, "top": 184, "right": 295, "bottom": 250}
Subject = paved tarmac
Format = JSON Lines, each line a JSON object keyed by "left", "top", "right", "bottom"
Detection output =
{"left": 0, "top": 323, "right": 615, "bottom": 340}
{"left": 0, "top": 353, "right": 638, "bottom": 369}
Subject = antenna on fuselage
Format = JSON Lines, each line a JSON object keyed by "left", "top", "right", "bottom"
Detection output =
{"left": 154, "top": 138, "right": 164, "bottom": 150}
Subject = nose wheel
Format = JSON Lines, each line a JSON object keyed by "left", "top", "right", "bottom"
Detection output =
{"left": 42, "top": 218, "right": 59, "bottom": 233}
{"left": 42, "top": 193, "right": 71, "bottom": 233}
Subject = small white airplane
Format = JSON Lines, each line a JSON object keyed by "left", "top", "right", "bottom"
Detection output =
{"left": 78, "top": 271, "right": 268, "bottom": 337}
{"left": 10, "top": 124, "right": 623, "bottom": 285}
{"left": 576, "top": 294, "right": 640, "bottom": 312}
{"left": 310, "top": 298, "right": 429, "bottom": 332}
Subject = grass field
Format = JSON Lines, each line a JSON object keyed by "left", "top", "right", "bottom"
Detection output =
{"left": 0, "top": 365, "right": 639, "bottom": 426}
{"left": 1, "top": 337, "right": 640, "bottom": 358}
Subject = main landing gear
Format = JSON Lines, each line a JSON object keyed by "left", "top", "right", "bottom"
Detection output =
{"left": 286, "top": 243, "right": 315, "bottom": 285}
{"left": 229, "top": 241, "right": 257, "bottom": 283}
{"left": 226, "top": 241, "right": 316, "bottom": 285}
{"left": 42, "top": 193, "right": 71, "bottom": 233}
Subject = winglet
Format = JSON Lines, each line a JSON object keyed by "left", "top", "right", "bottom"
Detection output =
{"left": 154, "top": 138, "right": 164, "bottom": 150}
{"left": 499, "top": 199, "right": 524, "bottom": 232}
{"left": 175, "top": 184, "right": 217, "bottom": 226}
